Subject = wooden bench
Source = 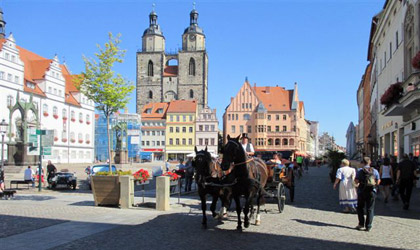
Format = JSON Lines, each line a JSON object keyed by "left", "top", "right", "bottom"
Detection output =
{"left": 10, "top": 180, "right": 33, "bottom": 189}
{"left": 0, "top": 190, "right": 16, "bottom": 199}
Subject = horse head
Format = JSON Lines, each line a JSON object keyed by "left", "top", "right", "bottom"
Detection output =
{"left": 193, "top": 146, "right": 212, "bottom": 178}
{"left": 221, "top": 134, "right": 244, "bottom": 171}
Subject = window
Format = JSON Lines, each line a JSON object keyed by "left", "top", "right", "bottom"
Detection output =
{"left": 211, "top": 125, "right": 215, "bottom": 131}
{"left": 157, "top": 141, "right": 160, "bottom": 146}
{"left": 236, "top": 114, "right": 238, "bottom": 120}
{"left": 228, "top": 114, "right": 231, "bottom": 120}
{"left": 156, "top": 108, "right": 163, "bottom": 114}
{"left": 70, "top": 132, "right": 75, "bottom": 140}
{"left": 188, "top": 139, "right": 192, "bottom": 145}
{"left": 162, "top": 141, "right": 165, "bottom": 146}
{"left": 283, "top": 115, "right": 287, "bottom": 120}
{"left": 7, "top": 73, "right": 12, "bottom": 81}
{"left": 283, "top": 126, "right": 287, "bottom": 132}
{"left": 14, "top": 76, "right": 19, "bottom": 83}
{"left": 169, "top": 138, "right": 173, "bottom": 145}
{"left": 148, "top": 60, "right": 154, "bottom": 76}
{"left": 289, "top": 139, "right": 294, "bottom": 146}
{"left": 240, "top": 125, "right": 244, "bottom": 133}
{"left": 275, "top": 139, "right": 280, "bottom": 145}
{"left": 182, "top": 138, "right": 186, "bottom": 145}
{"left": 231, "top": 125, "right": 236, "bottom": 134}
{"left": 176, "top": 127, "right": 180, "bottom": 133}
{"left": 189, "top": 127, "right": 193, "bottom": 133}
{"left": 189, "top": 58, "right": 195, "bottom": 76}
{"left": 389, "top": 42, "right": 392, "bottom": 59}
{"left": 53, "top": 106, "right": 58, "bottom": 115}
{"left": 176, "top": 116, "right": 180, "bottom": 122}
{"left": 152, "top": 131, "right": 155, "bottom": 136}
{"left": 0, "top": 71, "right": 4, "bottom": 79}
{"left": 205, "top": 125, "right": 209, "bottom": 131}
{"left": 267, "top": 115, "right": 271, "bottom": 121}
{"left": 86, "top": 134, "right": 90, "bottom": 142}
{"left": 283, "top": 139, "right": 288, "bottom": 145}
{"left": 205, "top": 138, "right": 209, "bottom": 145}
{"left": 199, "top": 138, "right": 203, "bottom": 145}
{"left": 48, "top": 86, "right": 52, "bottom": 93}
{"left": 170, "top": 127, "right": 173, "bottom": 133}
{"left": 189, "top": 89, "right": 194, "bottom": 98}
{"left": 5, "top": 53, "right": 9, "bottom": 60}
{"left": 183, "top": 115, "right": 186, "bottom": 122}
{"left": 59, "top": 90, "right": 62, "bottom": 96}
{"left": 275, "top": 126, "right": 279, "bottom": 132}
{"left": 79, "top": 112, "right": 83, "bottom": 121}
{"left": 189, "top": 115, "right": 193, "bottom": 121}
{"left": 11, "top": 55, "right": 16, "bottom": 62}
{"left": 267, "top": 126, "right": 271, "bottom": 132}
{"left": 142, "top": 141, "right": 145, "bottom": 146}
{"left": 211, "top": 138, "right": 215, "bottom": 145}
{"left": 268, "top": 139, "right": 273, "bottom": 145}
{"left": 54, "top": 88, "right": 57, "bottom": 95}
{"left": 7, "top": 95, "right": 13, "bottom": 107}
{"left": 243, "top": 114, "right": 251, "bottom": 120}
{"left": 146, "top": 141, "right": 150, "bottom": 146}
{"left": 43, "top": 104, "right": 48, "bottom": 113}
{"left": 182, "top": 127, "right": 186, "bottom": 133}
{"left": 162, "top": 131, "right": 165, "bottom": 136}
{"left": 148, "top": 91, "right": 153, "bottom": 99}
{"left": 151, "top": 141, "right": 155, "bottom": 146}
{"left": 86, "top": 114, "right": 90, "bottom": 123}
{"left": 176, "top": 138, "right": 180, "bottom": 145}
{"left": 247, "top": 125, "right": 252, "bottom": 133}
{"left": 396, "top": 31, "right": 399, "bottom": 47}
{"left": 199, "top": 125, "right": 203, "bottom": 131}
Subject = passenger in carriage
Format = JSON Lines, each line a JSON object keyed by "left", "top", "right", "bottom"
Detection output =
{"left": 270, "top": 153, "right": 284, "bottom": 171}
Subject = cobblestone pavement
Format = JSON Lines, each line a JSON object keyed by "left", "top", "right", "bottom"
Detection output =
{"left": 1, "top": 166, "right": 419, "bottom": 250}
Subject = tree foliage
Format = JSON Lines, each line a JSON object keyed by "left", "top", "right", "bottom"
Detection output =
{"left": 74, "top": 33, "right": 134, "bottom": 118}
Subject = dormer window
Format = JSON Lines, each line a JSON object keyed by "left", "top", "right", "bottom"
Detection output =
{"left": 156, "top": 108, "right": 163, "bottom": 114}
{"left": 26, "top": 82, "right": 35, "bottom": 89}
{"left": 145, "top": 108, "right": 152, "bottom": 114}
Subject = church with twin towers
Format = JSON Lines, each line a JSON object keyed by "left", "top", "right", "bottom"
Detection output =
{"left": 136, "top": 6, "right": 208, "bottom": 113}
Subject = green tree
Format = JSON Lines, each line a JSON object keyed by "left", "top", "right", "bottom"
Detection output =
{"left": 75, "top": 33, "right": 135, "bottom": 172}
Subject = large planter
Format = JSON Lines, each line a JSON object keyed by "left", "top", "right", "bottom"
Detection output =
{"left": 91, "top": 175, "right": 134, "bottom": 208}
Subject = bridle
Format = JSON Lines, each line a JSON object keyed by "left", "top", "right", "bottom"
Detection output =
{"left": 194, "top": 151, "right": 236, "bottom": 187}
{"left": 224, "top": 139, "right": 252, "bottom": 167}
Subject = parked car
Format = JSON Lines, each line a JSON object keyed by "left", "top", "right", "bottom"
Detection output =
{"left": 86, "top": 164, "right": 117, "bottom": 190}
{"left": 48, "top": 172, "right": 77, "bottom": 190}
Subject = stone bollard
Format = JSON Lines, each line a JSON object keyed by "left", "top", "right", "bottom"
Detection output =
{"left": 119, "top": 176, "right": 134, "bottom": 209}
{"left": 156, "top": 176, "right": 170, "bottom": 211}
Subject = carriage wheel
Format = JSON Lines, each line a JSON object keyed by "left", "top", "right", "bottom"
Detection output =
{"left": 277, "top": 182, "right": 286, "bottom": 213}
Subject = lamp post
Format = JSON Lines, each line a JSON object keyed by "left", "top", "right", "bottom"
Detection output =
{"left": 0, "top": 119, "right": 9, "bottom": 172}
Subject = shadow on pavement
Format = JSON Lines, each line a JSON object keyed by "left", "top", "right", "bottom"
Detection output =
{"left": 0, "top": 215, "right": 67, "bottom": 238}
{"left": 12, "top": 195, "right": 56, "bottom": 201}
{"left": 292, "top": 219, "right": 355, "bottom": 230}
{"left": 54, "top": 213, "right": 399, "bottom": 250}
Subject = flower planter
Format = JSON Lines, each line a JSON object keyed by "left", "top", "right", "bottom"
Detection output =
{"left": 63, "top": 117, "right": 68, "bottom": 121}
{"left": 71, "top": 118, "right": 76, "bottom": 122}
{"left": 170, "top": 179, "right": 179, "bottom": 193}
{"left": 86, "top": 140, "right": 91, "bottom": 144}
{"left": 78, "top": 139, "right": 83, "bottom": 143}
{"left": 91, "top": 175, "right": 134, "bottom": 208}
{"left": 135, "top": 180, "right": 150, "bottom": 186}
{"left": 53, "top": 114, "right": 59, "bottom": 119}
{"left": 412, "top": 51, "right": 420, "bottom": 69}
{"left": 79, "top": 120, "right": 83, "bottom": 123}
{"left": 70, "top": 139, "right": 76, "bottom": 143}
{"left": 43, "top": 112, "right": 49, "bottom": 117}
{"left": 62, "top": 138, "right": 68, "bottom": 143}
{"left": 54, "top": 137, "right": 58, "bottom": 141}
{"left": 87, "top": 121, "right": 91, "bottom": 125}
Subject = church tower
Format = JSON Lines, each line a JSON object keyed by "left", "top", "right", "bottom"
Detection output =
{"left": 136, "top": 8, "right": 166, "bottom": 113}
{"left": 178, "top": 6, "right": 208, "bottom": 109}
{"left": 0, "top": 7, "right": 6, "bottom": 39}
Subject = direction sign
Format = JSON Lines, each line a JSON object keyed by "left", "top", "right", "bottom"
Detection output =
{"left": 42, "top": 147, "right": 52, "bottom": 156}
{"left": 41, "top": 130, "right": 54, "bottom": 147}
{"left": 27, "top": 127, "right": 40, "bottom": 156}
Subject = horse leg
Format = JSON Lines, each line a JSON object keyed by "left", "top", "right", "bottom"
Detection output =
{"left": 210, "top": 194, "right": 218, "bottom": 218}
{"left": 234, "top": 195, "right": 242, "bottom": 231}
{"left": 243, "top": 194, "right": 252, "bottom": 229}
{"left": 255, "top": 190, "right": 262, "bottom": 226}
{"left": 200, "top": 192, "right": 208, "bottom": 229}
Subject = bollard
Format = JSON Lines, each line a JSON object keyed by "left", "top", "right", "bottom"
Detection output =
{"left": 119, "top": 176, "right": 134, "bottom": 209}
{"left": 156, "top": 176, "right": 170, "bottom": 211}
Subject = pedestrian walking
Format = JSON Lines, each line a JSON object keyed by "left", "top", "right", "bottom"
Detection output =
{"left": 390, "top": 156, "right": 399, "bottom": 200}
{"left": 355, "top": 157, "right": 380, "bottom": 232}
{"left": 165, "top": 160, "right": 170, "bottom": 172}
{"left": 379, "top": 157, "right": 393, "bottom": 203}
{"left": 396, "top": 154, "right": 417, "bottom": 210}
{"left": 333, "top": 159, "right": 357, "bottom": 213}
{"left": 184, "top": 158, "right": 194, "bottom": 192}
{"left": 46, "top": 160, "right": 57, "bottom": 184}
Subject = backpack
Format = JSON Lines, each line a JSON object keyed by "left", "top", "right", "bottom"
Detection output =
{"left": 360, "top": 167, "right": 376, "bottom": 192}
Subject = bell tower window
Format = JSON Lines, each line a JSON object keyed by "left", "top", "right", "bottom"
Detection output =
{"left": 189, "top": 89, "right": 194, "bottom": 98}
{"left": 148, "top": 91, "right": 153, "bottom": 99}
{"left": 148, "top": 60, "right": 154, "bottom": 76}
{"left": 189, "top": 58, "right": 195, "bottom": 76}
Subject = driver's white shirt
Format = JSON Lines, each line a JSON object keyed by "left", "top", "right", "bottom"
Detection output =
{"left": 241, "top": 143, "right": 254, "bottom": 153}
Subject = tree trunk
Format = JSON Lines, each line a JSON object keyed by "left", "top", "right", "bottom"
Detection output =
{"left": 107, "top": 114, "right": 112, "bottom": 173}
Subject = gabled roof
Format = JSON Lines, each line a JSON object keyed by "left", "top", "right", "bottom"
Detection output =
{"left": 253, "top": 86, "right": 294, "bottom": 111}
{"left": 163, "top": 65, "right": 178, "bottom": 77}
{"left": 142, "top": 102, "right": 169, "bottom": 119}
{"left": 60, "top": 64, "right": 81, "bottom": 106}
{"left": 167, "top": 100, "right": 196, "bottom": 113}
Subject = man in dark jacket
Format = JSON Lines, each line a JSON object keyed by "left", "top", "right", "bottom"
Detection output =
{"left": 46, "top": 160, "right": 57, "bottom": 183}
{"left": 397, "top": 154, "right": 417, "bottom": 210}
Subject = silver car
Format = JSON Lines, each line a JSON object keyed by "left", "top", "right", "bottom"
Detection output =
{"left": 86, "top": 164, "right": 117, "bottom": 190}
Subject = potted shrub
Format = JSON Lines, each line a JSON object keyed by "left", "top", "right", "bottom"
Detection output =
{"left": 412, "top": 51, "right": 420, "bottom": 69}
{"left": 380, "top": 82, "right": 403, "bottom": 108}
{"left": 91, "top": 170, "right": 134, "bottom": 207}
{"left": 164, "top": 171, "right": 180, "bottom": 193}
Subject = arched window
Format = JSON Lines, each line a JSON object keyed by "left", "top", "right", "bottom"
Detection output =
{"left": 53, "top": 106, "right": 58, "bottom": 115}
{"left": 283, "top": 138, "right": 288, "bottom": 146}
{"left": 189, "top": 58, "right": 195, "bottom": 76}
{"left": 289, "top": 139, "right": 294, "bottom": 146}
{"left": 148, "top": 60, "right": 154, "bottom": 77}
{"left": 268, "top": 139, "right": 273, "bottom": 146}
{"left": 148, "top": 91, "right": 153, "bottom": 99}
{"left": 189, "top": 89, "right": 194, "bottom": 98}
{"left": 43, "top": 104, "right": 48, "bottom": 113}
{"left": 62, "top": 108, "right": 67, "bottom": 118}
{"left": 275, "top": 139, "right": 280, "bottom": 145}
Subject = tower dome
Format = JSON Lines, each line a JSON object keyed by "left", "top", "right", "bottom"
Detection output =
{"left": 143, "top": 10, "right": 163, "bottom": 37}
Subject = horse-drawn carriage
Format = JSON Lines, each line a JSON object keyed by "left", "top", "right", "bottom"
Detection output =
{"left": 264, "top": 162, "right": 287, "bottom": 213}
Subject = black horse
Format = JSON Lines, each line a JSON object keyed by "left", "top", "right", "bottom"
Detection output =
{"left": 221, "top": 135, "right": 268, "bottom": 231}
{"left": 192, "top": 146, "right": 231, "bottom": 229}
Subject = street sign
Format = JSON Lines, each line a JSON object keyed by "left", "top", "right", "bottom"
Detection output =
{"left": 27, "top": 127, "right": 40, "bottom": 155}
{"left": 41, "top": 130, "right": 54, "bottom": 147}
{"left": 42, "top": 147, "right": 52, "bottom": 156}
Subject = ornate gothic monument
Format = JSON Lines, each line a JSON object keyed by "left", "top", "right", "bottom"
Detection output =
{"left": 136, "top": 6, "right": 208, "bottom": 113}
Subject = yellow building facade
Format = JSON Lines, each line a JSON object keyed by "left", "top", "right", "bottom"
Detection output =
{"left": 165, "top": 100, "right": 197, "bottom": 161}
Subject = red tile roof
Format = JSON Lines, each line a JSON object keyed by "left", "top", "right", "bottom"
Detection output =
{"left": 253, "top": 86, "right": 294, "bottom": 111}
{"left": 163, "top": 65, "right": 178, "bottom": 77}
{"left": 142, "top": 102, "right": 169, "bottom": 119}
{"left": 0, "top": 38, "right": 5, "bottom": 51}
{"left": 167, "top": 100, "right": 197, "bottom": 113}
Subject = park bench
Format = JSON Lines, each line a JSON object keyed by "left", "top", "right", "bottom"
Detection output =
{"left": 10, "top": 180, "right": 33, "bottom": 189}
{"left": 0, "top": 189, "right": 16, "bottom": 199}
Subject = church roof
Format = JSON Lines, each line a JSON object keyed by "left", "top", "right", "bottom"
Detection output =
{"left": 163, "top": 65, "right": 178, "bottom": 76}
{"left": 167, "top": 100, "right": 197, "bottom": 113}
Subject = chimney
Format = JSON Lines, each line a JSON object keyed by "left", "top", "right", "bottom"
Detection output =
{"left": 265, "top": 86, "right": 270, "bottom": 93}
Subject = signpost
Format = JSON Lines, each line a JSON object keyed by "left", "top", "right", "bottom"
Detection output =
{"left": 35, "top": 129, "right": 54, "bottom": 191}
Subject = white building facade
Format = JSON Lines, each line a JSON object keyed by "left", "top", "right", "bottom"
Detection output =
{"left": 0, "top": 30, "right": 95, "bottom": 164}
{"left": 196, "top": 106, "right": 218, "bottom": 154}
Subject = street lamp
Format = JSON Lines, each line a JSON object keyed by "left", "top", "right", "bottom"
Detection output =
{"left": 0, "top": 119, "right": 9, "bottom": 171}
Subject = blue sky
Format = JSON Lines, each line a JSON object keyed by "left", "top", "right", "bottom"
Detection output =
{"left": 2, "top": 0, "right": 384, "bottom": 146}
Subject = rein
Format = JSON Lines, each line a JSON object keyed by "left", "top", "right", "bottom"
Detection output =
{"left": 233, "top": 158, "right": 253, "bottom": 166}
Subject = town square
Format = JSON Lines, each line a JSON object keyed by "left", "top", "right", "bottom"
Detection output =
{"left": 0, "top": 1, "right": 419, "bottom": 249}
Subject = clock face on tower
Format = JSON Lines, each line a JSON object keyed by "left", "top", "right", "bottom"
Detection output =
{"left": 189, "top": 34, "right": 196, "bottom": 41}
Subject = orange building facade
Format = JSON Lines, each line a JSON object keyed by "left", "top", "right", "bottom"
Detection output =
{"left": 223, "top": 80, "right": 308, "bottom": 156}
